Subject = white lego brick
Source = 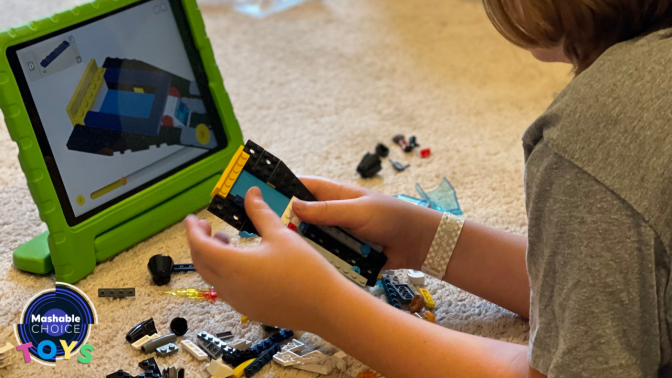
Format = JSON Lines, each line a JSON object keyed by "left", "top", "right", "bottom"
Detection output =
{"left": 332, "top": 351, "right": 347, "bottom": 371}
{"left": 206, "top": 358, "right": 234, "bottom": 378}
{"left": 131, "top": 333, "right": 160, "bottom": 350}
{"left": 282, "top": 339, "right": 305, "bottom": 353}
{"left": 225, "top": 338, "right": 252, "bottom": 350}
{"left": 294, "top": 363, "right": 333, "bottom": 375}
{"left": 297, "top": 350, "right": 328, "bottom": 365}
{"left": 273, "top": 350, "right": 301, "bottom": 367}
{"left": 407, "top": 270, "right": 426, "bottom": 285}
{"left": 281, "top": 197, "right": 301, "bottom": 229}
{"left": 181, "top": 340, "right": 208, "bottom": 361}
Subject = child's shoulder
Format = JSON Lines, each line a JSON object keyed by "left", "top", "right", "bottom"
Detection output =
{"left": 523, "top": 28, "right": 672, "bottom": 247}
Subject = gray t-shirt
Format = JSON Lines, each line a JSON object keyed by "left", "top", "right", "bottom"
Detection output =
{"left": 523, "top": 29, "right": 672, "bottom": 377}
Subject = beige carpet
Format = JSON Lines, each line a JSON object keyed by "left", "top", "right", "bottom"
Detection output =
{"left": 0, "top": 0, "right": 572, "bottom": 376}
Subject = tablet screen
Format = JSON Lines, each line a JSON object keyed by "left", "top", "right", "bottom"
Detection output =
{"left": 8, "top": 0, "right": 228, "bottom": 226}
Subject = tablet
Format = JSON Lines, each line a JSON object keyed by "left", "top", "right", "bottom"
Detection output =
{"left": 2, "top": 0, "right": 243, "bottom": 282}
{"left": 8, "top": 0, "right": 228, "bottom": 225}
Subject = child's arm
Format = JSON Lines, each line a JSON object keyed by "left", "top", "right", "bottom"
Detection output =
{"left": 185, "top": 189, "right": 545, "bottom": 378}
{"left": 294, "top": 177, "right": 530, "bottom": 318}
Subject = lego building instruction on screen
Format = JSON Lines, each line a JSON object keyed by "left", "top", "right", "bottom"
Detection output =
{"left": 17, "top": 0, "right": 219, "bottom": 217}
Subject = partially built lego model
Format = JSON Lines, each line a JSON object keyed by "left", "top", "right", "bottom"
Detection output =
{"left": 208, "top": 141, "right": 388, "bottom": 287}
{"left": 66, "top": 57, "right": 217, "bottom": 156}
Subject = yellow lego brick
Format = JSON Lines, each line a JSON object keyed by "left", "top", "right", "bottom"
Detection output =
{"left": 419, "top": 288, "right": 435, "bottom": 309}
{"left": 211, "top": 146, "right": 249, "bottom": 198}
{"left": 133, "top": 87, "right": 144, "bottom": 93}
{"left": 66, "top": 58, "right": 105, "bottom": 126}
{"left": 240, "top": 315, "right": 249, "bottom": 324}
{"left": 233, "top": 358, "right": 255, "bottom": 378}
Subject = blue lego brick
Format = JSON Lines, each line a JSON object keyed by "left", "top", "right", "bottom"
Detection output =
{"left": 100, "top": 90, "right": 155, "bottom": 118}
{"left": 249, "top": 329, "right": 293, "bottom": 354}
{"left": 40, "top": 41, "right": 70, "bottom": 68}
{"left": 229, "top": 170, "right": 290, "bottom": 217}
{"left": 244, "top": 343, "right": 281, "bottom": 377}
{"left": 175, "top": 100, "right": 190, "bottom": 125}
{"left": 381, "top": 277, "right": 401, "bottom": 309}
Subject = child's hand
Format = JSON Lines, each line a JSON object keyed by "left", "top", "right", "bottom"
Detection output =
{"left": 293, "top": 177, "right": 443, "bottom": 270}
{"left": 185, "top": 187, "right": 347, "bottom": 331}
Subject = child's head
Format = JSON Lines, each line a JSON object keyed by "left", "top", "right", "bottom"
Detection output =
{"left": 482, "top": 0, "right": 672, "bottom": 73}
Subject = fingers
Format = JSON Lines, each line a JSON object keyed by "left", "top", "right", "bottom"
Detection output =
{"left": 292, "top": 198, "right": 368, "bottom": 229}
{"left": 298, "top": 176, "right": 366, "bottom": 201}
{"left": 244, "top": 187, "right": 286, "bottom": 238}
{"left": 213, "top": 232, "right": 231, "bottom": 244}
{"left": 185, "top": 215, "right": 235, "bottom": 262}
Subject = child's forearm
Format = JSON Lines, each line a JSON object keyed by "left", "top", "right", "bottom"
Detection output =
{"left": 312, "top": 281, "right": 536, "bottom": 378}
{"left": 443, "top": 220, "right": 530, "bottom": 318}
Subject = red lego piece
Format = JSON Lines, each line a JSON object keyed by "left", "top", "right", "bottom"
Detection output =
{"left": 169, "top": 87, "right": 180, "bottom": 97}
{"left": 162, "top": 115, "right": 174, "bottom": 127}
{"left": 287, "top": 223, "right": 297, "bottom": 231}
{"left": 418, "top": 148, "right": 431, "bottom": 159}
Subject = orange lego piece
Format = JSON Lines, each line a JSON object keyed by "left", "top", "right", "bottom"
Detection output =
{"left": 424, "top": 311, "right": 436, "bottom": 323}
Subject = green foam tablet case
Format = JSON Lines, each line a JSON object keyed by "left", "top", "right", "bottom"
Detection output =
{"left": 0, "top": 0, "right": 243, "bottom": 283}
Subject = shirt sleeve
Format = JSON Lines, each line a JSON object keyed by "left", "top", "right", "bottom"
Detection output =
{"left": 525, "top": 141, "right": 663, "bottom": 378}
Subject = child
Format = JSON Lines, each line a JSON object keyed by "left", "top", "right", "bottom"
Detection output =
{"left": 186, "top": 1, "right": 672, "bottom": 376}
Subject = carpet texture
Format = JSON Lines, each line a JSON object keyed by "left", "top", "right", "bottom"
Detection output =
{"left": 0, "top": 0, "right": 572, "bottom": 376}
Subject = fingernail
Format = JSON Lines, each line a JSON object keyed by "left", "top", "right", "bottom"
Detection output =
{"left": 213, "top": 232, "right": 230, "bottom": 244}
{"left": 292, "top": 200, "right": 306, "bottom": 212}
{"left": 247, "top": 186, "right": 262, "bottom": 200}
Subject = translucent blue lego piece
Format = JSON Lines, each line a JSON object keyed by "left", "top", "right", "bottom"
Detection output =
{"left": 360, "top": 245, "right": 371, "bottom": 255}
{"left": 415, "top": 178, "right": 462, "bottom": 215}
{"left": 394, "top": 177, "right": 462, "bottom": 216}
{"left": 239, "top": 231, "right": 256, "bottom": 238}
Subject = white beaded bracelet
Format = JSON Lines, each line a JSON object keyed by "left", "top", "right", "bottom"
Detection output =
{"left": 421, "top": 212, "right": 465, "bottom": 280}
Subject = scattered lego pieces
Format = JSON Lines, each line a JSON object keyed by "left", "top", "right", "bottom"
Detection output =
{"left": 164, "top": 288, "right": 217, "bottom": 301}
{"left": 233, "top": 359, "right": 256, "bottom": 378}
{"left": 375, "top": 143, "right": 389, "bottom": 158}
{"left": 410, "top": 294, "right": 425, "bottom": 313}
{"left": 207, "top": 358, "right": 234, "bottom": 377}
{"left": 241, "top": 316, "right": 249, "bottom": 324}
{"left": 392, "top": 134, "right": 410, "bottom": 151}
{"left": 196, "top": 331, "right": 226, "bottom": 360}
{"left": 98, "top": 288, "right": 136, "bottom": 299}
{"left": 126, "top": 318, "right": 158, "bottom": 343}
{"left": 156, "top": 343, "right": 179, "bottom": 358}
{"left": 357, "top": 152, "right": 382, "bottom": 178}
{"left": 419, "top": 288, "right": 436, "bottom": 309}
{"left": 282, "top": 339, "right": 305, "bottom": 353}
{"left": 407, "top": 270, "right": 425, "bottom": 285}
{"left": 139, "top": 357, "right": 160, "bottom": 374}
{"left": 418, "top": 147, "right": 431, "bottom": 159}
{"left": 132, "top": 333, "right": 161, "bottom": 351}
{"left": 142, "top": 334, "right": 177, "bottom": 353}
{"left": 425, "top": 311, "right": 436, "bottom": 323}
{"left": 393, "top": 284, "right": 416, "bottom": 304}
{"left": 148, "top": 254, "right": 196, "bottom": 286}
{"left": 216, "top": 331, "right": 234, "bottom": 341}
{"left": 170, "top": 317, "right": 188, "bottom": 336}
{"left": 389, "top": 159, "right": 410, "bottom": 172}
{"left": 181, "top": 340, "right": 208, "bottom": 361}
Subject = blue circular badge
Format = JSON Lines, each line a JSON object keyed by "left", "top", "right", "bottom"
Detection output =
{"left": 14, "top": 282, "right": 97, "bottom": 366}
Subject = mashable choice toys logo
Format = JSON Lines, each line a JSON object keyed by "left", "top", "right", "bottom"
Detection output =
{"left": 13, "top": 282, "right": 98, "bottom": 366}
